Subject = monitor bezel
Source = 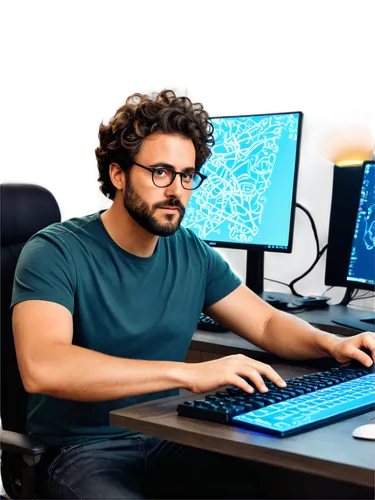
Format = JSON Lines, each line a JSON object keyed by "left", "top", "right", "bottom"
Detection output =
{"left": 345, "top": 160, "right": 375, "bottom": 292}
{"left": 198, "top": 111, "right": 303, "bottom": 253}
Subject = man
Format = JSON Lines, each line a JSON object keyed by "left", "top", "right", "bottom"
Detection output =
{"left": 12, "top": 89, "right": 375, "bottom": 499}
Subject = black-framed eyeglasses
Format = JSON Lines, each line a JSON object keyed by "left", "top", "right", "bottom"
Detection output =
{"left": 132, "top": 161, "right": 207, "bottom": 190}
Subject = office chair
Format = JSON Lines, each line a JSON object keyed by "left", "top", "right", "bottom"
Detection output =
{"left": 1, "top": 183, "right": 61, "bottom": 499}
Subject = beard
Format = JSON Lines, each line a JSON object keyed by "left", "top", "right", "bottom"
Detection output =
{"left": 124, "top": 171, "right": 185, "bottom": 236}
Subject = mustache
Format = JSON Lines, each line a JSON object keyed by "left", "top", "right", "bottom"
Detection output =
{"left": 159, "top": 204, "right": 183, "bottom": 212}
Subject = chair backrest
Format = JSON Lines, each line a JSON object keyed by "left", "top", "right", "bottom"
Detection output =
{"left": 1, "top": 183, "right": 61, "bottom": 434}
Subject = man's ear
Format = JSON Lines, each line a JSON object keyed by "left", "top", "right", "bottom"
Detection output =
{"left": 109, "top": 163, "right": 126, "bottom": 191}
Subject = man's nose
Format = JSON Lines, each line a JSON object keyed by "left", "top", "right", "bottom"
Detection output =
{"left": 165, "top": 175, "right": 185, "bottom": 198}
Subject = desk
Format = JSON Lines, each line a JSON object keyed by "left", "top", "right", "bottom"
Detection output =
{"left": 111, "top": 306, "right": 375, "bottom": 495}
{"left": 110, "top": 362, "right": 375, "bottom": 491}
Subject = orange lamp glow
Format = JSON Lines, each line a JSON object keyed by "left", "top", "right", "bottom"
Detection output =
{"left": 319, "top": 122, "right": 374, "bottom": 167}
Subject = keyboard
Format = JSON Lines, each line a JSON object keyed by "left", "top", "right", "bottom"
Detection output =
{"left": 177, "top": 364, "right": 375, "bottom": 437}
{"left": 197, "top": 313, "right": 228, "bottom": 333}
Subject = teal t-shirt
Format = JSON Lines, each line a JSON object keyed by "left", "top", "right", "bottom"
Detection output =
{"left": 11, "top": 211, "right": 242, "bottom": 448}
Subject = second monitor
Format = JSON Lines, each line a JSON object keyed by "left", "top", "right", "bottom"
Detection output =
{"left": 347, "top": 160, "right": 375, "bottom": 292}
{"left": 331, "top": 160, "right": 375, "bottom": 331}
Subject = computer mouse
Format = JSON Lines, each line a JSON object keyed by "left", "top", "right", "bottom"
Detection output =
{"left": 352, "top": 423, "right": 375, "bottom": 441}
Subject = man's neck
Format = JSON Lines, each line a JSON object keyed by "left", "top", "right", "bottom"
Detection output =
{"left": 100, "top": 199, "right": 158, "bottom": 258}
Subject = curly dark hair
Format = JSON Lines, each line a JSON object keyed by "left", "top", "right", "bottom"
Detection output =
{"left": 95, "top": 89, "right": 214, "bottom": 200}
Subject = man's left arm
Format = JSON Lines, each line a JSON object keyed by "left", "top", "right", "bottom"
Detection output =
{"left": 262, "top": 310, "right": 375, "bottom": 366}
{"left": 205, "top": 284, "right": 375, "bottom": 367}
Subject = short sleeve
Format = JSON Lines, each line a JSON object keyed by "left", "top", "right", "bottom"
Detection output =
{"left": 204, "top": 246, "right": 242, "bottom": 308}
{"left": 11, "top": 232, "right": 77, "bottom": 315}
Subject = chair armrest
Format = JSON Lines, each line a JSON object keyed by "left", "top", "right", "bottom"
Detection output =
{"left": 0, "top": 430, "right": 47, "bottom": 456}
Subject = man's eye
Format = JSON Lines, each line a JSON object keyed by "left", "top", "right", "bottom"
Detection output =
{"left": 182, "top": 172, "right": 195, "bottom": 181}
{"left": 155, "top": 169, "right": 168, "bottom": 177}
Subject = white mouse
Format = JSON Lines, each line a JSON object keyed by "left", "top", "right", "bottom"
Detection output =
{"left": 352, "top": 423, "right": 375, "bottom": 441}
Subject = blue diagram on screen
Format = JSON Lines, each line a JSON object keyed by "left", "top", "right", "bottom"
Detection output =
{"left": 182, "top": 113, "right": 300, "bottom": 248}
{"left": 347, "top": 163, "right": 375, "bottom": 286}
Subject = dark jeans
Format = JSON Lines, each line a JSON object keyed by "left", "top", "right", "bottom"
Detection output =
{"left": 37, "top": 434, "right": 373, "bottom": 500}
{"left": 37, "top": 435, "right": 265, "bottom": 499}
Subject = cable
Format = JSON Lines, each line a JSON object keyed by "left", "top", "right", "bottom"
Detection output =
{"left": 265, "top": 201, "right": 328, "bottom": 297}
{"left": 350, "top": 288, "right": 359, "bottom": 300}
{"left": 340, "top": 288, "right": 354, "bottom": 305}
{"left": 288, "top": 203, "right": 323, "bottom": 296}
{"left": 265, "top": 201, "right": 372, "bottom": 305}
{"left": 264, "top": 278, "right": 288, "bottom": 286}
{"left": 344, "top": 289, "right": 359, "bottom": 303}
{"left": 288, "top": 245, "right": 328, "bottom": 297}
{"left": 349, "top": 293, "right": 375, "bottom": 302}
{"left": 296, "top": 200, "right": 319, "bottom": 253}
{"left": 340, "top": 288, "right": 375, "bottom": 305}
{"left": 266, "top": 203, "right": 326, "bottom": 297}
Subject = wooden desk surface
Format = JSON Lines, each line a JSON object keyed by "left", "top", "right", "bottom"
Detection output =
{"left": 110, "top": 363, "right": 375, "bottom": 489}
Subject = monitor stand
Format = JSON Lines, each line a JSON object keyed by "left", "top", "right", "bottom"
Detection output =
{"left": 332, "top": 314, "right": 375, "bottom": 332}
{"left": 245, "top": 249, "right": 264, "bottom": 294}
{"left": 359, "top": 314, "right": 375, "bottom": 324}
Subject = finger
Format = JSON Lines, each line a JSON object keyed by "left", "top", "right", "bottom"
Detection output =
{"left": 347, "top": 346, "right": 373, "bottom": 367}
{"left": 242, "top": 368, "right": 270, "bottom": 393}
{"left": 253, "top": 362, "right": 287, "bottom": 388}
{"left": 361, "top": 333, "right": 375, "bottom": 363}
{"left": 230, "top": 375, "right": 255, "bottom": 394}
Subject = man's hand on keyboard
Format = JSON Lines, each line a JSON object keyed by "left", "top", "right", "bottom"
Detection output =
{"left": 330, "top": 332, "right": 375, "bottom": 367}
{"left": 184, "top": 354, "right": 287, "bottom": 394}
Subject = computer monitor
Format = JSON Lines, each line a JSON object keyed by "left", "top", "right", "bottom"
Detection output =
{"left": 346, "top": 160, "right": 375, "bottom": 292}
{"left": 324, "top": 165, "right": 365, "bottom": 289}
{"left": 182, "top": 111, "right": 303, "bottom": 293}
{"left": 330, "top": 160, "right": 375, "bottom": 331}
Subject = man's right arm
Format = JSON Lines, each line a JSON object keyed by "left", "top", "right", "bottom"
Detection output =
{"left": 13, "top": 300, "right": 192, "bottom": 402}
{"left": 13, "top": 300, "right": 286, "bottom": 402}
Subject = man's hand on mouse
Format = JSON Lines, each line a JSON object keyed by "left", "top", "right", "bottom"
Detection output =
{"left": 329, "top": 332, "right": 375, "bottom": 367}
